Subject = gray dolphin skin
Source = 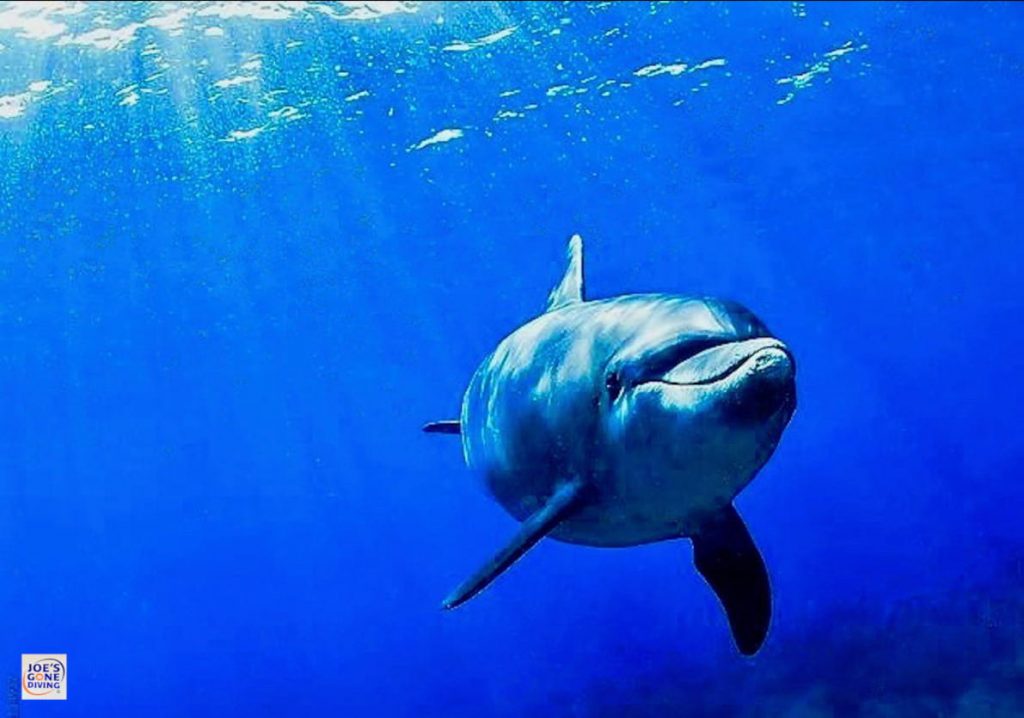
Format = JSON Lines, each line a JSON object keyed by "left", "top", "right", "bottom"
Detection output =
{"left": 425, "top": 234, "right": 796, "bottom": 655}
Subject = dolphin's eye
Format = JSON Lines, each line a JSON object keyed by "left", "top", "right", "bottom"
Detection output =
{"left": 605, "top": 372, "right": 623, "bottom": 402}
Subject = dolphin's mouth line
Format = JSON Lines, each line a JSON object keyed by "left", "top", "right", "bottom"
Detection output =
{"left": 645, "top": 343, "right": 791, "bottom": 388}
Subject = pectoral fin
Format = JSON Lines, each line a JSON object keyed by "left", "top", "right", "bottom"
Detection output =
{"left": 423, "top": 420, "right": 461, "bottom": 435}
{"left": 692, "top": 504, "right": 771, "bottom": 656}
{"left": 443, "top": 480, "right": 585, "bottom": 610}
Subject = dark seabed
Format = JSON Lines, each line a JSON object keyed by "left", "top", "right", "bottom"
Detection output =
{"left": 0, "top": 2, "right": 1022, "bottom": 716}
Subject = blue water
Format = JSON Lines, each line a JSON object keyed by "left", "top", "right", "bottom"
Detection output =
{"left": 1, "top": 1, "right": 1022, "bottom": 715}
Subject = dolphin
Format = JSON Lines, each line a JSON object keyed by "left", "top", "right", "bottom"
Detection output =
{"left": 425, "top": 234, "right": 796, "bottom": 655}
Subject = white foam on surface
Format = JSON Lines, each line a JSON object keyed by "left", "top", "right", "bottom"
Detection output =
{"left": 443, "top": 25, "right": 517, "bottom": 53}
{"left": 776, "top": 40, "right": 868, "bottom": 105}
{"left": 0, "top": 90, "right": 32, "bottom": 119}
{"left": 0, "top": 77, "right": 58, "bottom": 120}
{"left": 408, "top": 127, "right": 463, "bottom": 151}
{"left": 213, "top": 74, "right": 257, "bottom": 89}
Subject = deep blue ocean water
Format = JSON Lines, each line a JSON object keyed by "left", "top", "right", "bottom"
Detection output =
{"left": 1, "top": 2, "right": 1022, "bottom": 715}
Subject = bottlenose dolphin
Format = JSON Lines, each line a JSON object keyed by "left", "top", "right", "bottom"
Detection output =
{"left": 425, "top": 235, "right": 796, "bottom": 655}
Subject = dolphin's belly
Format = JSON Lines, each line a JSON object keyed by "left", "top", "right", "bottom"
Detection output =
{"left": 484, "top": 472, "right": 682, "bottom": 547}
{"left": 465, "top": 381, "right": 754, "bottom": 547}
{"left": 549, "top": 507, "right": 688, "bottom": 547}
{"left": 461, "top": 403, "right": 701, "bottom": 547}
{"left": 479, "top": 459, "right": 743, "bottom": 547}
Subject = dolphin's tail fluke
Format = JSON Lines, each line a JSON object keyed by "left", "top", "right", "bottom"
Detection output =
{"left": 442, "top": 479, "right": 586, "bottom": 610}
{"left": 423, "top": 420, "right": 461, "bottom": 435}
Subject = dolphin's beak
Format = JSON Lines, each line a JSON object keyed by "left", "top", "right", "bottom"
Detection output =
{"left": 655, "top": 338, "right": 796, "bottom": 425}
{"left": 658, "top": 338, "right": 792, "bottom": 387}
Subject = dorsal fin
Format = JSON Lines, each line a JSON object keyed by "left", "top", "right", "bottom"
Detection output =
{"left": 545, "top": 234, "right": 585, "bottom": 311}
